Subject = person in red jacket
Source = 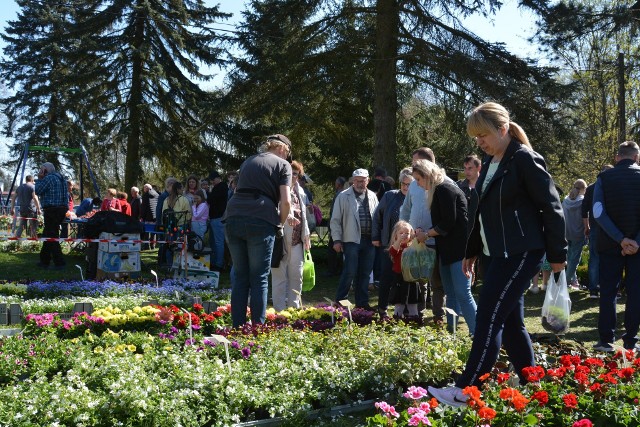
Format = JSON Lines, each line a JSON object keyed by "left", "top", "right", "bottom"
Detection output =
{"left": 117, "top": 191, "right": 131, "bottom": 216}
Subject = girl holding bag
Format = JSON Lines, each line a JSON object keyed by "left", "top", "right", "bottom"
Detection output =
{"left": 388, "top": 221, "right": 419, "bottom": 319}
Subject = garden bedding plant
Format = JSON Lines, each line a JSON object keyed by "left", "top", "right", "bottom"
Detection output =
{"left": 0, "top": 320, "right": 468, "bottom": 426}
{"left": 369, "top": 352, "right": 640, "bottom": 426}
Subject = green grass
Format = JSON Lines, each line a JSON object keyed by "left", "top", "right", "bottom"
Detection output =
{"left": 0, "top": 241, "right": 622, "bottom": 351}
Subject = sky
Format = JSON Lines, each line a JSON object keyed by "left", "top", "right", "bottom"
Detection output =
{"left": 0, "top": 0, "right": 539, "bottom": 166}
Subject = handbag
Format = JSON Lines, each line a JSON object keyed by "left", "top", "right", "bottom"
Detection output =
{"left": 302, "top": 250, "right": 315, "bottom": 291}
{"left": 400, "top": 241, "right": 436, "bottom": 282}
{"left": 271, "top": 232, "right": 284, "bottom": 268}
{"left": 541, "top": 271, "right": 571, "bottom": 334}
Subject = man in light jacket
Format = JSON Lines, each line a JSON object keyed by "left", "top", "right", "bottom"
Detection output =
{"left": 331, "top": 168, "right": 379, "bottom": 309}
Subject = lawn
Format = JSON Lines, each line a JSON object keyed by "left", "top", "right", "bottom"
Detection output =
{"left": 0, "top": 240, "right": 619, "bottom": 351}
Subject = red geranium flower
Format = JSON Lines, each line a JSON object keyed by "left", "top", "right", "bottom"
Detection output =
{"left": 619, "top": 367, "right": 634, "bottom": 380}
{"left": 530, "top": 390, "right": 549, "bottom": 406}
{"left": 562, "top": 393, "right": 578, "bottom": 409}
{"left": 477, "top": 406, "right": 497, "bottom": 421}
{"left": 573, "top": 418, "right": 594, "bottom": 427}
{"left": 522, "top": 366, "right": 545, "bottom": 382}
{"left": 497, "top": 373, "right": 510, "bottom": 384}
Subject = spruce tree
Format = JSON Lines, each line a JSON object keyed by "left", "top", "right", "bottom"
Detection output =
{"left": 1, "top": 0, "right": 83, "bottom": 169}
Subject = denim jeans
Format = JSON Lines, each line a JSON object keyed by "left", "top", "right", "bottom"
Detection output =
{"left": 566, "top": 238, "right": 586, "bottom": 283}
{"left": 209, "top": 217, "right": 225, "bottom": 269}
{"left": 587, "top": 227, "right": 599, "bottom": 291}
{"left": 598, "top": 249, "right": 640, "bottom": 348}
{"left": 335, "top": 236, "right": 375, "bottom": 307}
{"left": 225, "top": 216, "right": 275, "bottom": 328}
{"left": 455, "top": 249, "right": 543, "bottom": 388}
{"left": 439, "top": 259, "right": 477, "bottom": 335}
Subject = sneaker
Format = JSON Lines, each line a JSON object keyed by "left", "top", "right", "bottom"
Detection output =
{"left": 593, "top": 342, "right": 614, "bottom": 352}
{"left": 528, "top": 283, "right": 540, "bottom": 294}
{"left": 589, "top": 290, "right": 599, "bottom": 299}
{"left": 569, "top": 280, "right": 580, "bottom": 290}
{"left": 428, "top": 386, "right": 467, "bottom": 407}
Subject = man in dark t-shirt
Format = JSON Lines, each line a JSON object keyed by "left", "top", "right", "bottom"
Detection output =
{"left": 10, "top": 175, "right": 40, "bottom": 238}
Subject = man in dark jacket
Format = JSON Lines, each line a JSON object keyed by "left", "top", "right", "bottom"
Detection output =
{"left": 456, "top": 154, "right": 481, "bottom": 239}
{"left": 592, "top": 141, "right": 640, "bottom": 353}
{"left": 130, "top": 186, "right": 142, "bottom": 219}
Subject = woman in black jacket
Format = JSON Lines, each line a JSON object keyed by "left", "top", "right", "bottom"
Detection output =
{"left": 412, "top": 159, "right": 476, "bottom": 335}
{"left": 429, "top": 102, "right": 567, "bottom": 407}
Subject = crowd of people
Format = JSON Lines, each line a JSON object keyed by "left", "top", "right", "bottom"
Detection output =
{"left": 7, "top": 102, "right": 640, "bottom": 408}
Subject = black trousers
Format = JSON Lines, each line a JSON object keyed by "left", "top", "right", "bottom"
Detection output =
{"left": 456, "top": 249, "right": 544, "bottom": 388}
{"left": 40, "top": 206, "right": 68, "bottom": 266}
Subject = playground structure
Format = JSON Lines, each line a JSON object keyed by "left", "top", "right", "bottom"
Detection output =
{"left": 3, "top": 143, "right": 101, "bottom": 210}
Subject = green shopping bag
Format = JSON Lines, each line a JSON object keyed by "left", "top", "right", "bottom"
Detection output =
{"left": 302, "top": 250, "right": 316, "bottom": 291}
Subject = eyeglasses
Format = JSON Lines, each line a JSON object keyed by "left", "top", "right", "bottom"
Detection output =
{"left": 401, "top": 181, "right": 411, "bottom": 187}
{"left": 292, "top": 173, "right": 299, "bottom": 177}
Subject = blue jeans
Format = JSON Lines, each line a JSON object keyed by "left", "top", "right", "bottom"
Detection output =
{"left": 587, "top": 227, "right": 599, "bottom": 291}
{"left": 224, "top": 216, "right": 275, "bottom": 328}
{"left": 566, "top": 238, "right": 586, "bottom": 283}
{"left": 439, "top": 259, "right": 477, "bottom": 335}
{"left": 208, "top": 217, "right": 225, "bottom": 269}
{"left": 456, "top": 249, "right": 543, "bottom": 388}
{"left": 335, "top": 236, "right": 375, "bottom": 307}
{"left": 598, "top": 249, "right": 640, "bottom": 348}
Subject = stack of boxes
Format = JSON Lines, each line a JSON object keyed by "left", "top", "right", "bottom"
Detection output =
{"left": 96, "top": 232, "right": 141, "bottom": 279}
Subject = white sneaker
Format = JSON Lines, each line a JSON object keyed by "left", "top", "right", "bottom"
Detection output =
{"left": 427, "top": 386, "right": 467, "bottom": 407}
{"left": 528, "top": 283, "right": 540, "bottom": 294}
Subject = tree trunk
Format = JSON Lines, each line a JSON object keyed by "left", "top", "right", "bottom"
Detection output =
{"left": 124, "top": 6, "right": 145, "bottom": 191}
{"left": 373, "top": 0, "right": 399, "bottom": 177}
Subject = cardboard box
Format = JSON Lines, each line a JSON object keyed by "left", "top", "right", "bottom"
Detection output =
{"left": 98, "top": 232, "right": 142, "bottom": 253}
{"left": 172, "top": 251, "right": 211, "bottom": 271}
{"left": 97, "top": 250, "right": 141, "bottom": 273}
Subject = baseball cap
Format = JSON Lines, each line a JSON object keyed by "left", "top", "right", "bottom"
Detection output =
{"left": 352, "top": 168, "right": 369, "bottom": 178}
{"left": 267, "top": 134, "right": 292, "bottom": 149}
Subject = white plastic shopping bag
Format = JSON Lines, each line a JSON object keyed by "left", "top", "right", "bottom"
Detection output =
{"left": 541, "top": 270, "right": 571, "bottom": 334}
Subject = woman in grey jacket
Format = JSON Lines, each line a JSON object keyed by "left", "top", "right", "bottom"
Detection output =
{"left": 429, "top": 102, "right": 567, "bottom": 407}
{"left": 562, "top": 179, "right": 587, "bottom": 289}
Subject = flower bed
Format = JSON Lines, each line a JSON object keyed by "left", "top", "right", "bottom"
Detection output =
{"left": 0, "top": 305, "right": 469, "bottom": 426}
{"left": 4, "top": 280, "right": 640, "bottom": 426}
{"left": 369, "top": 353, "right": 640, "bottom": 426}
